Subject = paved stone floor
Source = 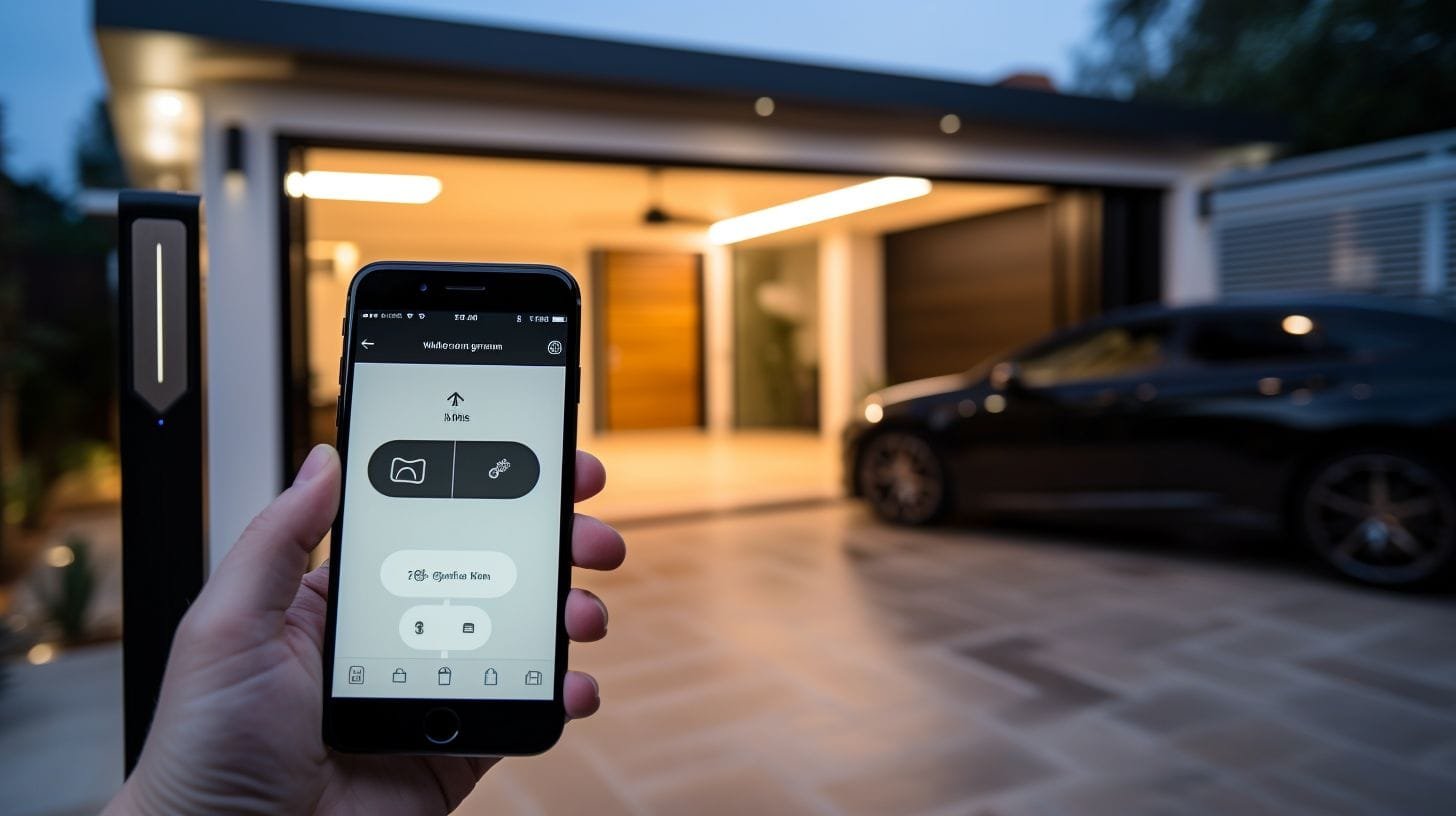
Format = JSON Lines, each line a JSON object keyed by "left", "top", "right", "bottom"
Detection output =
{"left": 6, "top": 502, "right": 1456, "bottom": 814}
{"left": 466, "top": 503, "right": 1456, "bottom": 816}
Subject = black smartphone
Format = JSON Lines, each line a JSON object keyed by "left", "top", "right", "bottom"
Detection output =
{"left": 323, "top": 261, "right": 581, "bottom": 755}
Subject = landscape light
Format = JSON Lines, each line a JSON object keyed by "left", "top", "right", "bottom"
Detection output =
{"left": 284, "top": 171, "right": 442, "bottom": 204}
{"left": 27, "top": 643, "right": 56, "bottom": 665}
{"left": 1282, "top": 314, "right": 1314, "bottom": 336}
{"left": 708, "top": 177, "right": 932, "bottom": 244}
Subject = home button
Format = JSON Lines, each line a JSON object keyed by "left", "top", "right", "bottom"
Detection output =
{"left": 424, "top": 707, "right": 460, "bottom": 745}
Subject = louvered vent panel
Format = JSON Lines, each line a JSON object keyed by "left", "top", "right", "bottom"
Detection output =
{"left": 1219, "top": 202, "right": 1424, "bottom": 297}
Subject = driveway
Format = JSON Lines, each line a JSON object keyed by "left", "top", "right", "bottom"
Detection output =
{"left": 5, "top": 502, "right": 1456, "bottom": 815}
{"left": 477, "top": 503, "right": 1456, "bottom": 815}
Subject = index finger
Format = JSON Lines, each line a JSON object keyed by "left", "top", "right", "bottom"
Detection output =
{"left": 574, "top": 450, "right": 605, "bottom": 503}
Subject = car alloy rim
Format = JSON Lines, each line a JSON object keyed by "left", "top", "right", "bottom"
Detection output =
{"left": 1304, "top": 453, "right": 1455, "bottom": 583}
{"left": 862, "top": 432, "right": 942, "bottom": 522}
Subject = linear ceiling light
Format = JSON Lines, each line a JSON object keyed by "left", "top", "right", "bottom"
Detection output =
{"left": 284, "top": 171, "right": 442, "bottom": 204}
{"left": 708, "top": 176, "right": 932, "bottom": 244}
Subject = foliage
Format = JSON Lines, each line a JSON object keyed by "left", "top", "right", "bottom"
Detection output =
{"left": 77, "top": 99, "right": 126, "bottom": 190}
{"left": 1077, "top": 0, "right": 1456, "bottom": 153}
{"left": 0, "top": 97, "right": 119, "bottom": 537}
{"left": 34, "top": 536, "right": 96, "bottom": 643}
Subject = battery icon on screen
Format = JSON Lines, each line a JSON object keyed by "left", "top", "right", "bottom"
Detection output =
{"left": 551, "top": 315, "right": 567, "bottom": 323}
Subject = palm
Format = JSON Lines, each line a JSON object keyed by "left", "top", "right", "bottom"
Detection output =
{"left": 145, "top": 564, "right": 491, "bottom": 814}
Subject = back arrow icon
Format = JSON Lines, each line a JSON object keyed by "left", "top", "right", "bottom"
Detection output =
{"left": 360, "top": 339, "right": 374, "bottom": 349}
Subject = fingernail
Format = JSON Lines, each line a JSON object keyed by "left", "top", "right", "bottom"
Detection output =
{"left": 296, "top": 444, "right": 332, "bottom": 485}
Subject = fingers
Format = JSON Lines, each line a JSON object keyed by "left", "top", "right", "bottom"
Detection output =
{"left": 200, "top": 445, "right": 340, "bottom": 621}
{"left": 571, "top": 514, "right": 626, "bottom": 570}
{"left": 564, "top": 588, "right": 608, "bottom": 642}
{"left": 574, "top": 450, "right": 606, "bottom": 503}
{"left": 564, "top": 671, "right": 601, "bottom": 719}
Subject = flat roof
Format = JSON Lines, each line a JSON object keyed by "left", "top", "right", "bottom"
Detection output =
{"left": 95, "top": 0, "right": 1282, "bottom": 146}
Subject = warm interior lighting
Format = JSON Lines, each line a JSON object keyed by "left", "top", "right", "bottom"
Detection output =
{"left": 939, "top": 114, "right": 962, "bottom": 134}
{"left": 45, "top": 545, "right": 75, "bottom": 568}
{"left": 284, "top": 171, "right": 442, "bottom": 204}
{"left": 864, "top": 403, "right": 884, "bottom": 423}
{"left": 755, "top": 96, "right": 776, "bottom": 117}
{"left": 143, "top": 131, "right": 181, "bottom": 163}
{"left": 1282, "top": 314, "right": 1314, "bottom": 335}
{"left": 708, "top": 177, "right": 932, "bottom": 244}
{"left": 27, "top": 643, "right": 56, "bottom": 665}
{"left": 983, "top": 394, "right": 1007, "bottom": 414}
{"left": 333, "top": 241, "right": 361, "bottom": 278}
{"left": 148, "top": 91, "right": 186, "bottom": 119}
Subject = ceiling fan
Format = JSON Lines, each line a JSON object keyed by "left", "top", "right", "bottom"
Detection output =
{"left": 639, "top": 167, "right": 712, "bottom": 227}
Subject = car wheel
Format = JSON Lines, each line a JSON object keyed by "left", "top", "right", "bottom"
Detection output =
{"left": 857, "top": 431, "right": 950, "bottom": 525}
{"left": 1297, "top": 449, "right": 1456, "bottom": 587}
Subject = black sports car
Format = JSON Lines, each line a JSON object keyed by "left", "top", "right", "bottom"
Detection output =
{"left": 845, "top": 296, "right": 1456, "bottom": 587}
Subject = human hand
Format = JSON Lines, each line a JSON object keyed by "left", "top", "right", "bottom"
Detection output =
{"left": 103, "top": 444, "right": 624, "bottom": 815}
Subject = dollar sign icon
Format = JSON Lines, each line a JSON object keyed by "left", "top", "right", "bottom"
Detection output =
{"left": 414, "top": 621, "right": 424, "bottom": 635}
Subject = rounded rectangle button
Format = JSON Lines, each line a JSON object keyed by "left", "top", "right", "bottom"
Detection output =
{"left": 368, "top": 440, "right": 454, "bottom": 498}
{"left": 399, "top": 604, "right": 491, "bottom": 651}
{"left": 381, "top": 549, "right": 518, "bottom": 598}
{"left": 367, "top": 440, "right": 540, "bottom": 499}
{"left": 454, "top": 441, "right": 540, "bottom": 499}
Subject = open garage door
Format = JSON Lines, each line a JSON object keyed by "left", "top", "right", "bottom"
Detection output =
{"left": 883, "top": 187, "right": 1161, "bottom": 383}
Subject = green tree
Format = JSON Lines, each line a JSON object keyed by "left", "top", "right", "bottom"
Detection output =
{"left": 1078, "top": 0, "right": 1456, "bottom": 153}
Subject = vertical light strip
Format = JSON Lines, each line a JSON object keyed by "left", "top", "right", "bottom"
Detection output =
{"left": 155, "top": 242, "right": 165, "bottom": 384}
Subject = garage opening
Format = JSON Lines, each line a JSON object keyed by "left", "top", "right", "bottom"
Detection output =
{"left": 281, "top": 145, "right": 1159, "bottom": 511}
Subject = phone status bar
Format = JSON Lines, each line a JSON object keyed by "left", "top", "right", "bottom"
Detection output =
{"left": 359, "top": 312, "right": 568, "bottom": 323}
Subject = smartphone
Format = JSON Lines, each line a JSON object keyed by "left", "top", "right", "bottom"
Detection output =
{"left": 323, "top": 261, "right": 580, "bottom": 754}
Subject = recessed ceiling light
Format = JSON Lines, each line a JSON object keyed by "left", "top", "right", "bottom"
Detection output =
{"left": 708, "top": 176, "right": 932, "bottom": 245}
{"left": 284, "top": 171, "right": 442, "bottom": 204}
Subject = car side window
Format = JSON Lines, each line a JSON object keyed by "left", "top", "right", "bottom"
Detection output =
{"left": 1187, "top": 313, "right": 1346, "bottom": 365}
{"left": 1017, "top": 320, "right": 1174, "bottom": 387}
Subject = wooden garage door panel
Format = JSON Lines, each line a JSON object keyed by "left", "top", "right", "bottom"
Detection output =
{"left": 884, "top": 204, "right": 1056, "bottom": 383}
{"left": 600, "top": 251, "right": 703, "bottom": 430}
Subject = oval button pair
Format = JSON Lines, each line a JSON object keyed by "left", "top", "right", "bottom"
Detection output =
{"left": 367, "top": 440, "right": 540, "bottom": 499}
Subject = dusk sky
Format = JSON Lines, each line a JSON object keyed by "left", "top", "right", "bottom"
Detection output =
{"left": 0, "top": 0, "right": 1102, "bottom": 192}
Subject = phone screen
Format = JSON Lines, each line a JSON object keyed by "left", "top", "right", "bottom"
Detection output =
{"left": 331, "top": 308, "right": 570, "bottom": 701}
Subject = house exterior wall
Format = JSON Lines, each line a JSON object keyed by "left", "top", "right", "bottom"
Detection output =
{"left": 197, "top": 82, "right": 1237, "bottom": 564}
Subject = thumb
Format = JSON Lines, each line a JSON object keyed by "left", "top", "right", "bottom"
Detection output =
{"left": 202, "top": 444, "right": 341, "bottom": 621}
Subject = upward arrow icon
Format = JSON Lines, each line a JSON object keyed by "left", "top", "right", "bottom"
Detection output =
{"left": 447, "top": 392, "right": 464, "bottom": 406}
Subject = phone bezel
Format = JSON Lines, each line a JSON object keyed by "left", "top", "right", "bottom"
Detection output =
{"left": 322, "top": 261, "right": 581, "bottom": 755}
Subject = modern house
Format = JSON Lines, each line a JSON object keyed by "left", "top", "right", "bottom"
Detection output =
{"left": 93, "top": 0, "right": 1281, "bottom": 553}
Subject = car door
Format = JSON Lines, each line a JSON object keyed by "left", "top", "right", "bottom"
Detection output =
{"left": 1130, "top": 308, "right": 1361, "bottom": 513}
{"left": 950, "top": 317, "right": 1180, "bottom": 508}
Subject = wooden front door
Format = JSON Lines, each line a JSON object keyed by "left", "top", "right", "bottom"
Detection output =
{"left": 596, "top": 251, "right": 703, "bottom": 430}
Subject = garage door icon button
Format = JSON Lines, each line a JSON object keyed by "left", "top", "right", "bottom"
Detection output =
{"left": 389, "top": 457, "right": 425, "bottom": 484}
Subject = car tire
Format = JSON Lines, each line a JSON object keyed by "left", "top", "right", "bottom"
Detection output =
{"left": 1294, "top": 448, "right": 1456, "bottom": 588}
{"left": 856, "top": 430, "right": 952, "bottom": 525}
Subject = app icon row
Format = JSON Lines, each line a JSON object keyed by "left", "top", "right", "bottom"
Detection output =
{"left": 347, "top": 665, "right": 544, "bottom": 686}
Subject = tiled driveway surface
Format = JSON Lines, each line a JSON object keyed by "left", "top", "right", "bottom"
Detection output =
{"left": 466, "top": 503, "right": 1456, "bottom": 816}
{"left": 6, "top": 502, "right": 1456, "bottom": 815}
